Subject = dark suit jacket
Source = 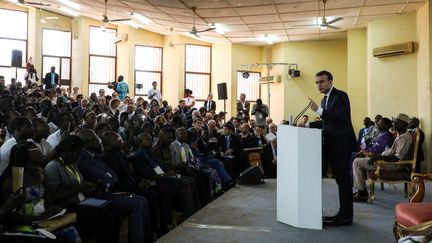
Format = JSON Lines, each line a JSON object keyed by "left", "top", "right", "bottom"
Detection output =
{"left": 236, "top": 101, "right": 250, "bottom": 120}
{"left": 321, "top": 88, "right": 355, "bottom": 136}
{"left": 217, "top": 134, "right": 242, "bottom": 157}
{"left": 102, "top": 150, "right": 139, "bottom": 192}
{"left": 261, "top": 143, "right": 276, "bottom": 178}
{"left": 203, "top": 100, "right": 216, "bottom": 112}
{"left": 240, "top": 133, "right": 258, "bottom": 148}
{"left": 44, "top": 72, "right": 59, "bottom": 89}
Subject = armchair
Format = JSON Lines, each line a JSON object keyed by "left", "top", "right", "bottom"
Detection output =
{"left": 393, "top": 173, "right": 432, "bottom": 240}
{"left": 367, "top": 129, "right": 420, "bottom": 201}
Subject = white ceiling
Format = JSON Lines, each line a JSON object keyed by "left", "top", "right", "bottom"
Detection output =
{"left": 13, "top": 0, "right": 427, "bottom": 45}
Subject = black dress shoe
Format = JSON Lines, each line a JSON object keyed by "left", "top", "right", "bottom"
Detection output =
{"left": 323, "top": 215, "right": 337, "bottom": 222}
{"left": 323, "top": 217, "right": 353, "bottom": 227}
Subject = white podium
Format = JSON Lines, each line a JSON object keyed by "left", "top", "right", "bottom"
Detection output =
{"left": 277, "top": 125, "right": 322, "bottom": 230}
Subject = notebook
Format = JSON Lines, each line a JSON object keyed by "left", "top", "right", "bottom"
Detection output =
{"left": 78, "top": 198, "right": 110, "bottom": 208}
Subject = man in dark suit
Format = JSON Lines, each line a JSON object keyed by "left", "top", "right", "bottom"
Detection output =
{"left": 204, "top": 93, "right": 216, "bottom": 112}
{"left": 309, "top": 70, "right": 356, "bottom": 227}
{"left": 261, "top": 137, "right": 277, "bottom": 178}
{"left": 44, "top": 66, "right": 59, "bottom": 89}
{"left": 236, "top": 93, "right": 250, "bottom": 121}
{"left": 217, "top": 123, "right": 242, "bottom": 178}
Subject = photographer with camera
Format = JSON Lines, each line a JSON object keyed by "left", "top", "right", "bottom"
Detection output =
{"left": 251, "top": 98, "right": 269, "bottom": 127}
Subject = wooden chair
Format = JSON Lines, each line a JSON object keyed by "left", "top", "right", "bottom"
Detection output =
{"left": 393, "top": 173, "right": 432, "bottom": 240}
{"left": 367, "top": 129, "right": 420, "bottom": 202}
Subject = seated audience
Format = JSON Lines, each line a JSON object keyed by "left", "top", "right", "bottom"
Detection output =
{"left": 352, "top": 113, "right": 412, "bottom": 202}
{"left": 77, "top": 129, "right": 152, "bottom": 243}
{"left": 44, "top": 135, "right": 116, "bottom": 243}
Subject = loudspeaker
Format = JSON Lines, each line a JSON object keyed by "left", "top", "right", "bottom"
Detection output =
{"left": 11, "top": 50, "right": 22, "bottom": 68}
{"left": 239, "top": 165, "right": 265, "bottom": 185}
{"left": 217, "top": 82, "right": 227, "bottom": 100}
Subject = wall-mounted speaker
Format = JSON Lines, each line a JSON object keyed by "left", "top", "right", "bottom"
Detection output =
{"left": 217, "top": 83, "right": 227, "bottom": 100}
{"left": 11, "top": 50, "right": 22, "bottom": 68}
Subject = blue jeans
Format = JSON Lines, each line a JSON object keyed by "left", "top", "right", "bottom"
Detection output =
{"left": 206, "top": 159, "right": 232, "bottom": 184}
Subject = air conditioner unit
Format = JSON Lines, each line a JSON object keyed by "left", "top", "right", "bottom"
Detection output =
{"left": 114, "top": 33, "right": 128, "bottom": 44}
{"left": 373, "top": 42, "right": 415, "bottom": 58}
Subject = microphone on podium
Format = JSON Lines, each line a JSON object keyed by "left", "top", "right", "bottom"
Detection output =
{"left": 293, "top": 102, "right": 312, "bottom": 126}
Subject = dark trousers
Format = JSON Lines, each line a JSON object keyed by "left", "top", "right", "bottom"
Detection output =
{"left": 140, "top": 184, "right": 173, "bottom": 236}
{"left": 104, "top": 194, "right": 152, "bottom": 243}
{"left": 156, "top": 176, "right": 200, "bottom": 217}
{"left": 180, "top": 169, "right": 211, "bottom": 207}
{"left": 323, "top": 134, "right": 354, "bottom": 220}
{"left": 68, "top": 204, "right": 116, "bottom": 243}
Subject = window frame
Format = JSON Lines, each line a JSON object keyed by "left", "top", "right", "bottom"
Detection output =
{"left": 236, "top": 70, "right": 261, "bottom": 102}
{"left": 0, "top": 7, "right": 28, "bottom": 83}
{"left": 184, "top": 43, "right": 212, "bottom": 103}
{"left": 88, "top": 25, "right": 117, "bottom": 96}
{"left": 41, "top": 28, "right": 72, "bottom": 89}
{"left": 134, "top": 44, "right": 163, "bottom": 97}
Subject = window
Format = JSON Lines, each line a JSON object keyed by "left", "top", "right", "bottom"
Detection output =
{"left": 134, "top": 45, "right": 162, "bottom": 97}
{"left": 42, "top": 29, "right": 71, "bottom": 88}
{"left": 0, "top": 8, "right": 27, "bottom": 84}
{"left": 89, "top": 26, "right": 116, "bottom": 96}
{"left": 185, "top": 44, "right": 211, "bottom": 107}
{"left": 237, "top": 71, "right": 260, "bottom": 102}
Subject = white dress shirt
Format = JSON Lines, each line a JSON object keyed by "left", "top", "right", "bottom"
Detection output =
{"left": 0, "top": 137, "right": 17, "bottom": 176}
{"left": 316, "top": 86, "right": 334, "bottom": 116}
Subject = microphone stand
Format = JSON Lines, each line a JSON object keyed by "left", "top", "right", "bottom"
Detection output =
{"left": 293, "top": 102, "right": 312, "bottom": 126}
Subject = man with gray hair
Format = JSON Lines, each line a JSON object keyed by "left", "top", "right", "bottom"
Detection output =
{"left": 266, "top": 123, "right": 277, "bottom": 143}
{"left": 236, "top": 93, "right": 250, "bottom": 121}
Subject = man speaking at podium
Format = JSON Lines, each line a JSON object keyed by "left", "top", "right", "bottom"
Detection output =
{"left": 308, "top": 70, "right": 356, "bottom": 227}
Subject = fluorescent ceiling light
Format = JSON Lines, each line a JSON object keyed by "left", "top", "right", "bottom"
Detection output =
{"left": 126, "top": 21, "right": 139, "bottom": 29}
{"left": 58, "top": 0, "right": 81, "bottom": 10}
{"left": 59, "top": 7, "right": 79, "bottom": 17}
{"left": 209, "top": 23, "right": 225, "bottom": 35}
{"left": 131, "top": 13, "right": 152, "bottom": 25}
{"left": 264, "top": 34, "right": 273, "bottom": 45}
{"left": 7, "top": 0, "right": 18, "bottom": 3}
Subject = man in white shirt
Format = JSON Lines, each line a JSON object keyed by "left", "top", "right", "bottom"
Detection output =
{"left": 0, "top": 118, "right": 33, "bottom": 176}
{"left": 147, "top": 81, "right": 162, "bottom": 105}
{"left": 265, "top": 123, "right": 277, "bottom": 143}
{"left": 47, "top": 113, "right": 75, "bottom": 149}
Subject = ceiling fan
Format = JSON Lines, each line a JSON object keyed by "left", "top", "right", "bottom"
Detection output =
{"left": 15, "top": 0, "right": 50, "bottom": 6}
{"left": 296, "top": 0, "right": 343, "bottom": 29}
{"left": 189, "top": 7, "right": 215, "bottom": 37}
{"left": 101, "top": 0, "right": 131, "bottom": 26}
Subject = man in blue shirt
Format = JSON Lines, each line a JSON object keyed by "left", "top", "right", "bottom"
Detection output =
{"left": 43, "top": 66, "right": 59, "bottom": 89}
{"left": 115, "top": 75, "right": 129, "bottom": 101}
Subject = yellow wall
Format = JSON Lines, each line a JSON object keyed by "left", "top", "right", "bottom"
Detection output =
{"left": 267, "top": 40, "right": 348, "bottom": 124}
{"left": 212, "top": 43, "right": 232, "bottom": 117}
{"left": 347, "top": 29, "right": 368, "bottom": 133}
{"left": 417, "top": 1, "right": 432, "bottom": 171}
{"left": 367, "top": 12, "right": 418, "bottom": 117}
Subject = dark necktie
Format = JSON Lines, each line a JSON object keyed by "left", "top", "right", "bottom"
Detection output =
{"left": 321, "top": 95, "right": 329, "bottom": 109}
